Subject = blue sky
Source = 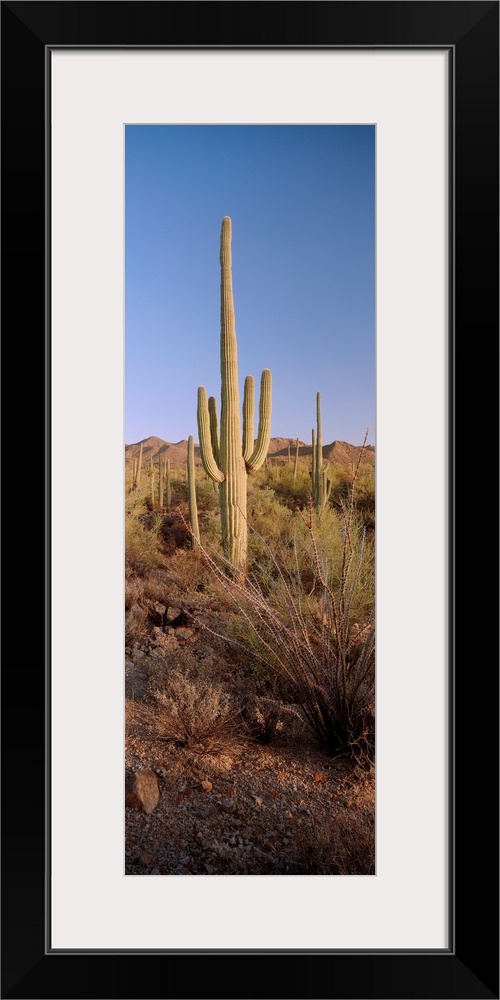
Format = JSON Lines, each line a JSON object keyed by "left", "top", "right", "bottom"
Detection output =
{"left": 126, "top": 125, "right": 375, "bottom": 447}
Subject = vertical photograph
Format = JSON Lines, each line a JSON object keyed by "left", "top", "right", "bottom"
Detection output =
{"left": 124, "top": 125, "right": 375, "bottom": 875}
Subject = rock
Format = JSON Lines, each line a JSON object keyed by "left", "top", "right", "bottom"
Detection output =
{"left": 125, "top": 769, "right": 160, "bottom": 814}
{"left": 139, "top": 852, "right": 155, "bottom": 866}
{"left": 166, "top": 607, "right": 181, "bottom": 623}
{"left": 176, "top": 628, "right": 194, "bottom": 640}
{"left": 167, "top": 610, "right": 192, "bottom": 629}
{"left": 199, "top": 779, "right": 213, "bottom": 793}
{"left": 152, "top": 626, "right": 169, "bottom": 643}
{"left": 148, "top": 602, "right": 167, "bottom": 626}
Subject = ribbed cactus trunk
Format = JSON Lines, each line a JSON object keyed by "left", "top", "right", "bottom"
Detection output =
{"left": 165, "top": 459, "right": 171, "bottom": 510}
{"left": 197, "top": 217, "right": 272, "bottom": 575}
{"left": 132, "top": 458, "right": 137, "bottom": 491}
{"left": 219, "top": 218, "right": 247, "bottom": 569}
{"left": 136, "top": 441, "right": 143, "bottom": 487}
{"left": 313, "top": 393, "right": 332, "bottom": 509}
{"left": 311, "top": 428, "right": 316, "bottom": 497}
{"left": 159, "top": 457, "right": 164, "bottom": 509}
{"left": 187, "top": 435, "right": 200, "bottom": 546}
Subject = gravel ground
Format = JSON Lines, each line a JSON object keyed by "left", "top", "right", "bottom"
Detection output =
{"left": 126, "top": 690, "right": 374, "bottom": 876}
{"left": 125, "top": 563, "right": 375, "bottom": 876}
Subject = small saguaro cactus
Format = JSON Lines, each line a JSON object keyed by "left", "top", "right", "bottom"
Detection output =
{"left": 136, "top": 441, "right": 144, "bottom": 489}
{"left": 197, "top": 216, "right": 272, "bottom": 573}
{"left": 187, "top": 435, "right": 200, "bottom": 546}
{"left": 165, "top": 459, "right": 171, "bottom": 510}
{"left": 313, "top": 392, "right": 332, "bottom": 509}
{"left": 150, "top": 459, "right": 155, "bottom": 506}
{"left": 293, "top": 437, "right": 299, "bottom": 480}
{"left": 159, "top": 456, "right": 164, "bottom": 509}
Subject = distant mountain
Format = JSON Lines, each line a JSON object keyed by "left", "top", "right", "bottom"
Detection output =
{"left": 125, "top": 435, "right": 375, "bottom": 469}
{"left": 125, "top": 437, "right": 195, "bottom": 466}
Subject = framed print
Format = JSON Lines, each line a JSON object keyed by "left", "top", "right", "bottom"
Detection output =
{"left": 2, "top": 2, "right": 498, "bottom": 999}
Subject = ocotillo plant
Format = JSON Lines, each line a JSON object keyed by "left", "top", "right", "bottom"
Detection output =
{"left": 197, "top": 216, "right": 272, "bottom": 573}
{"left": 187, "top": 435, "right": 200, "bottom": 546}
{"left": 293, "top": 437, "right": 299, "bottom": 480}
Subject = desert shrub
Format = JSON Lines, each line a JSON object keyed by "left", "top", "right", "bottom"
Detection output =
{"left": 259, "top": 463, "right": 313, "bottom": 506}
{"left": 351, "top": 465, "right": 375, "bottom": 531}
{"left": 245, "top": 486, "right": 297, "bottom": 575}
{"left": 329, "top": 462, "right": 375, "bottom": 530}
{"left": 193, "top": 475, "right": 221, "bottom": 514}
{"left": 193, "top": 495, "right": 375, "bottom": 760}
{"left": 125, "top": 479, "right": 165, "bottom": 572}
{"left": 125, "top": 515, "right": 164, "bottom": 574}
{"left": 133, "top": 669, "right": 243, "bottom": 754}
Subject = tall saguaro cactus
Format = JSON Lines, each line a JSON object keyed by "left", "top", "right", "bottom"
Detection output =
{"left": 197, "top": 216, "right": 272, "bottom": 573}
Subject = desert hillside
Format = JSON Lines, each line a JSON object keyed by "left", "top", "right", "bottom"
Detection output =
{"left": 125, "top": 435, "right": 375, "bottom": 469}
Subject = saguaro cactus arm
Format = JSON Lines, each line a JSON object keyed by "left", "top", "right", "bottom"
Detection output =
{"left": 242, "top": 375, "right": 255, "bottom": 463}
{"left": 197, "top": 387, "right": 225, "bottom": 483}
{"left": 246, "top": 368, "right": 272, "bottom": 473}
{"left": 208, "top": 395, "right": 220, "bottom": 468}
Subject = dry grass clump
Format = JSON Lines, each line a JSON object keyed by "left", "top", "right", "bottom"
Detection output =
{"left": 128, "top": 669, "right": 244, "bottom": 755}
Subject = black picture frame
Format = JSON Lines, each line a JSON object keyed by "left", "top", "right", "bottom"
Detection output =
{"left": 1, "top": 2, "right": 498, "bottom": 998}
